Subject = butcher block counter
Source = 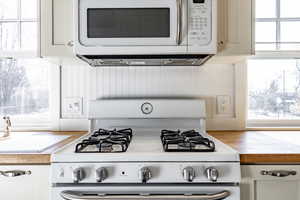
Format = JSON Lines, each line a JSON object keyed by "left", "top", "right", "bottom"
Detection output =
{"left": 209, "top": 131, "right": 300, "bottom": 164}
{"left": 1, "top": 131, "right": 300, "bottom": 164}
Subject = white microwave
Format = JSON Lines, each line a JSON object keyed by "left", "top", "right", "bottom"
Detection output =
{"left": 74, "top": 0, "right": 217, "bottom": 66}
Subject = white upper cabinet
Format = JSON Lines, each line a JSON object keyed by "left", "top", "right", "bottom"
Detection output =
{"left": 41, "top": 0, "right": 74, "bottom": 57}
{"left": 217, "top": 0, "right": 254, "bottom": 56}
{"left": 40, "top": 0, "right": 254, "bottom": 58}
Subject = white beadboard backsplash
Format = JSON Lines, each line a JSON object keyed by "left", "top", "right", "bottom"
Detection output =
{"left": 61, "top": 60, "right": 235, "bottom": 120}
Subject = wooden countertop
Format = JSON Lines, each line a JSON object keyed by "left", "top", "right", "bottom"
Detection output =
{"left": 1, "top": 131, "right": 300, "bottom": 165}
{"left": 0, "top": 132, "right": 86, "bottom": 165}
{"left": 209, "top": 131, "right": 300, "bottom": 164}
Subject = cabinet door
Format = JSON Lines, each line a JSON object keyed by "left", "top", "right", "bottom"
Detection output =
{"left": 217, "top": 0, "right": 254, "bottom": 56}
{"left": 0, "top": 165, "right": 50, "bottom": 200}
{"left": 242, "top": 165, "right": 300, "bottom": 200}
{"left": 41, "top": 0, "right": 73, "bottom": 57}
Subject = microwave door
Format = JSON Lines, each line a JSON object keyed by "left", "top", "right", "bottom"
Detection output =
{"left": 78, "top": 0, "right": 185, "bottom": 47}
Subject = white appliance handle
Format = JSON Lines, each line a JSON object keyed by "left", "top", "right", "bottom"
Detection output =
{"left": 176, "top": 0, "right": 183, "bottom": 45}
{"left": 60, "top": 190, "right": 230, "bottom": 200}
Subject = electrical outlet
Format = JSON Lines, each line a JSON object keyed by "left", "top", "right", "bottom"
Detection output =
{"left": 216, "top": 95, "right": 232, "bottom": 115}
{"left": 64, "top": 97, "right": 83, "bottom": 115}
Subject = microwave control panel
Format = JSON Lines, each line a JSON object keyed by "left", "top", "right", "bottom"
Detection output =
{"left": 188, "top": 0, "right": 212, "bottom": 46}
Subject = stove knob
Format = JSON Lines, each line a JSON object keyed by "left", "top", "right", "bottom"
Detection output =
{"left": 72, "top": 168, "right": 84, "bottom": 183}
{"left": 183, "top": 167, "right": 195, "bottom": 182}
{"left": 96, "top": 167, "right": 108, "bottom": 182}
{"left": 205, "top": 167, "right": 219, "bottom": 182}
{"left": 139, "top": 167, "right": 152, "bottom": 183}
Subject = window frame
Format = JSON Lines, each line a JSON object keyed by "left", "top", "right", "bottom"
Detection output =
{"left": 242, "top": 0, "right": 300, "bottom": 129}
{"left": 0, "top": 1, "right": 60, "bottom": 131}
{"left": 255, "top": 0, "right": 300, "bottom": 53}
{"left": 0, "top": 0, "right": 41, "bottom": 57}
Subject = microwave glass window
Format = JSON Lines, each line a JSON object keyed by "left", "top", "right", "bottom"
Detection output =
{"left": 87, "top": 8, "right": 170, "bottom": 38}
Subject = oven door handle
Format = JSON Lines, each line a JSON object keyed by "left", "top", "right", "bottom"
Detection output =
{"left": 60, "top": 190, "right": 230, "bottom": 200}
{"left": 176, "top": 0, "right": 183, "bottom": 45}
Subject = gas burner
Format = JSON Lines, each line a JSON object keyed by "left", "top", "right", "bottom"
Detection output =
{"left": 75, "top": 128, "right": 133, "bottom": 153}
{"left": 161, "top": 129, "right": 215, "bottom": 152}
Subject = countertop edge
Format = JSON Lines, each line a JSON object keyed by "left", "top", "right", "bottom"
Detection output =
{"left": 2, "top": 131, "right": 300, "bottom": 165}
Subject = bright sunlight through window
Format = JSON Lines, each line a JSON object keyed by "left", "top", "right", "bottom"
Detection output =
{"left": 248, "top": 59, "right": 300, "bottom": 120}
{"left": 0, "top": 58, "right": 50, "bottom": 120}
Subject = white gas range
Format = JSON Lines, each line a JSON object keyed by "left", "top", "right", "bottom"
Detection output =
{"left": 51, "top": 99, "right": 240, "bottom": 200}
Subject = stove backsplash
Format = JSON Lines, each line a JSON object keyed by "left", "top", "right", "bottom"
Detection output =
{"left": 61, "top": 59, "right": 240, "bottom": 130}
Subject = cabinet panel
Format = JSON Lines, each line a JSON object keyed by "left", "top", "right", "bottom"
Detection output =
{"left": 256, "top": 180, "right": 300, "bottom": 200}
{"left": 41, "top": 0, "right": 73, "bottom": 57}
{"left": 53, "top": 0, "right": 73, "bottom": 46}
{"left": 217, "top": 0, "right": 254, "bottom": 56}
{"left": 0, "top": 165, "right": 50, "bottom": 200}
{"left": 242, "top": 165, "right": 300, "bottom": 200}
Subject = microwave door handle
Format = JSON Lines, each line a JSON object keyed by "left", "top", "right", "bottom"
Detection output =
{"left": 60, "top": 190, "right": 231, "bottom": 200}
{"left": 176, "top": 0, "right": 183, "bottom": 45}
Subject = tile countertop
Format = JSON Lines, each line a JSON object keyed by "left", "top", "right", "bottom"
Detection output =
{"left": 1, "top": 131, "right": 300, "bottom": 164}
{"left": 0, "top": 132, "right": 86, "bottom": 165}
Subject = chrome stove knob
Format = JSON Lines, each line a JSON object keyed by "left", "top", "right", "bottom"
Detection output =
{"left": 96, "top": 167, "right": 108, "bottom": 182}
{"left": 72, "top": 168, "right": 85, "bottom": 183}
{"left": 205, "top": 167, "right": 219, "bottom": 182}
{"left": 139, "top": 167, "right": 152, "bottom": 183}
{"left": 182, "top": 167, "right": 195, "bottom": 182}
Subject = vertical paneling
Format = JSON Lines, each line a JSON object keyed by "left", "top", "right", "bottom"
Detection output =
{"left": 92, "top": 65, "right": 234, "bottom": 98}
{"left": 61, "top": 59, "right": 89, "bottom": 118}
{"left": 61, "top": 63, "right": 235, "bottom": 119}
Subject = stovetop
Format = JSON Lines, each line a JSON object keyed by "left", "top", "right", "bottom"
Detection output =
{"left": 75, "top": 128, "right": 133, "bottom": 153}
{"left": 161, "top": 129, "right": 215, "bottom": 152}
{"left": 74, "top": 128, "right": 216, "bottom": 153}
{"left": 52, "top": 128, "right": 239, "bottom": 163}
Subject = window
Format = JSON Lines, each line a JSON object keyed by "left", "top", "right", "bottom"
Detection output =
{"left": 0, "top": 0, "right": 39, "bottom": 56}
{"left": 0, "top": 58, "right": 50, "bottom": 119}
{"left": 0, "top": 1, "right": 59, "bottom": 130}
{"left": 255, "top": 0, "right": 300, "bottom": 51}
{"left": 246, "top": 1, "right": 300, "bottom": 128}
{"left": 248, "top": 59, "right": 300, "bottom": 121}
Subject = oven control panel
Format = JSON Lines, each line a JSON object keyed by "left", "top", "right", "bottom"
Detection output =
{"left": 52, "top": 162, "right": 240, "bottom": 184}
{"left": 188, "top": 0, "right": 212, "bottom": 46}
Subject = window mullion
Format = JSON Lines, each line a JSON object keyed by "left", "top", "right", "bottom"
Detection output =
{"left": 17, "top": 0, "right": 21, "bottom": 20}
{"left": 18, "top": 0, "right": 22, "bottom": 49}
{"left": 276, "top": 0, "right": 281, "bottom": 50}
{"left": 18, "top": 22, "right": 22, "bottom": 50}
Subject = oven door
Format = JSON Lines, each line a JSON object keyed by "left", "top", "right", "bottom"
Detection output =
{"left": 78, "top": 0, "right": 187, "bottom": 47}
{"left": 52, "top": 185, "right": 240, "bottom": 200}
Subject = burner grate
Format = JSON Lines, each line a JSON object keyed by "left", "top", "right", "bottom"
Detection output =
{"left": 161, "top": 130, "right": 215, "bottom": 152}
{"left": 75, "top": 128, "right": 133, "bottom": 153}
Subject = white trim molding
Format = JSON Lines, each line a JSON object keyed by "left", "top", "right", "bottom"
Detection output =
{"left": 207, "top": 60, "right": 247, "bottom": 131}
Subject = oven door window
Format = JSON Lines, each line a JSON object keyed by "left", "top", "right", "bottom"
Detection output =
{"left": 87, "top": 8, "right": 170, "bottom": 38}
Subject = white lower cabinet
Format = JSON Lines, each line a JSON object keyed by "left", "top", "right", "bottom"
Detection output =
{"left": 241, "top": 165, "right": 300, "bottom": 200}
{"left": 0, "top": 165, "right": 50, "bottom": 200}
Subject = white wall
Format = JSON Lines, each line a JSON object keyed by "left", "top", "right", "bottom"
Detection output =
{"left": 60, "top": 58, "right": 245, "bottom": 130}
